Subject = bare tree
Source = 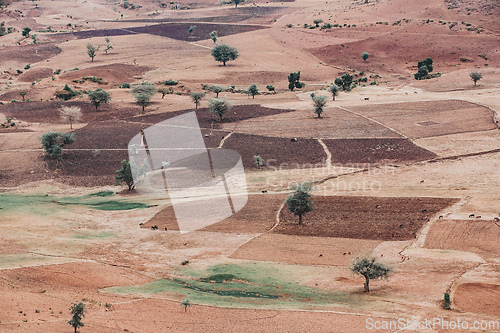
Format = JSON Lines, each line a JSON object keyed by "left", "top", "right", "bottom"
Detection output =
{"left": 59, "top": 106, "right": 82, "bottom": 129}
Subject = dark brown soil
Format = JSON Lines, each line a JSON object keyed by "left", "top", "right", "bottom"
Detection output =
{"left": 144, "top": 194, "right": 285, "bottom": 232}
{"left": 275, "top": 196, "right": 458, "bottom": 240}
{"left": 323, "top": 138, "right": 437, "bottom": 164}
{"left": 0, "top": 100, "right": 138, "bottom": 124}
{"left": 66, "top": 23, "right": 268, "bottom": 42}
{"left": 223, "top": 133, "right": 326, "bottom": 169}
{"left": 0, "top": 43, "right": 62, "bottom": 67}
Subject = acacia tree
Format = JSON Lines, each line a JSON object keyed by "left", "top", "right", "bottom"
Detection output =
{"left": 247, "top": 83, "right": 259, "bottom": 99}
{"left": 87, "top": 88, "right": 111, "bottom": 110}
{"left": 208, "top": 98, "right": 231, "bottom": 122}
{"left": 311, "top": 94, "right": 327, "bottom": 118}
{"left": 68, "top": 302, "right": 85, "bottom": 333}
{"left": 158, "top": 87, "right": 172, "bottom": 99}
{"left": 351, "top": 257, "right": 392, "bottom": 292}
{"left": 181, "top": 299, "right": 191, "bottom": 312}
{"left": 469, "top": 71, "right": 482, "bottom": 86}
{"left": 329, "top": 84, "right": 340, "bottom": 101}
{"left": 115, "top": 160, "right": 134, "bottom": 190}
{"left": 104, "top": 37, "right": 113, "bottom": 54}
{"left": 59, "top": 106, "right": 82, "bottom": 129}
{"left": 285, "top": 182, "right": 314, "bottom": 225}
{"left": 19, "top": 90, "right": 27, "bottom": 101}
{"left": 22, "top": 27, "right": 31, "bottom": 37}
{"left": 131, "top": 82, "right": 157, "bottom": 96}
{"left": 86, "top": 43, "right": 99, "bottom": 62}
{"left": 189, "top": 91, "right": 206, "bottom": 109}
{"left": 135, "top": 93, "right": 151, "bottom": 113}
{"left": 209, "top": 30, "right": 218, "bottom": 43}
{"left": 211, "top": 44, "right": 239, "bottom": 66}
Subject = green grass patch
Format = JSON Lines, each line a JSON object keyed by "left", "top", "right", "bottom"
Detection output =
{"left": 106, "top": 262, "right": 385, "bottom": 310}
{"left": 73, "top": 230, "right": 116, "bottom": 239}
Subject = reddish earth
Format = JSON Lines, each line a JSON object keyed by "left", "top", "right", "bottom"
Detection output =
{"left": 18, "top": 67, "right": 54, "bottom": 82}
{"left": 144, "top": 194, "right": 284, "bottom": 233}
{"left": 68, "top": 22, "right": 268, "bottom": 42}
{"left": 0, "top": 43, "right": 62, "bottom": 67}
{"left": 59, "top": 64, "right": 153, "bottom": 87}
{"left": 454, "top": 283, "right": 500, "bottom": 317}
{"left": 323, "top": 138, "right": 437, "bottom": 164}
{"left": 424, "top": 219, "right": 500, "bottom": 259}
{"left": 348, "top": 100, "right": 496, "bottom": 138}
{"left": 275, "top": 196, "right": 458, "bottom": 240}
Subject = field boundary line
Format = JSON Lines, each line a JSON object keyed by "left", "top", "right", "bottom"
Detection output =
{"left": 316, "top": 139, "right": 332, "bottom": 169}
{"left": 336, "top": 106, "right": 408, "bottom": 138}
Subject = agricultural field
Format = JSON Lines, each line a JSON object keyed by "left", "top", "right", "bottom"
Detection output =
{"left": 0, "top": 0, "right": 499, "bottom": 331}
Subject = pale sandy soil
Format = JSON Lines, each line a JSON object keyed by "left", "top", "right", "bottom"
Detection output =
{"left": 1, "top": 0, "right": 499, "bottom": 331}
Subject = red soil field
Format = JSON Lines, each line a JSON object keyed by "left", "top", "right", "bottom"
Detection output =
{"left": 59, "top": 64, "right": 153, "bottom": 87}
{"left": 275, "top": 196, "right": 458, "bottom": 240}
{"left": 18, "top": 67, "right": 53, "bottom": 82}
{"left": 454, "top": 283, "right": 500, "bottom": 317}
{"left": 323, "top": 138, "right": 437, "bottom": 164}
{"left": 348, "top": 100, "right": 496, "bottom": 138}
{"left": 144, "top": 194, "right": 284, "bottom": 233}
{"left": 0, "top": 43, "right": 62, "bottom": 67}
{"left": 424, "top": 219, "right": 500, "bottom": 259}
{"left": 68, "top": 22, "right": 268, "bottom": 42}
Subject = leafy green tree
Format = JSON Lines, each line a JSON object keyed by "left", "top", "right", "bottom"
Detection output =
{"left": 312, "top": 94, "right": 327, "bottom": 118}
{"left": 87, "top": 88, "right": 110, "bottom": 110}
{"left": 132, "top": 81, "right": 157, "bottom": 96}
{"left": 469, "top": 71, "right": 482, "bottom": 86}
{"left": 189, "top": 91, "right": 206, "bottom": 109}
{"left": 211, "top": 44, "right": 239, "bottom": 66}
{"left": 68, "top": 302, "right": 85, "bottom": 333}
{"left": 205, "top": 85, "right": 226, "bottom": 98}
{"left": 351, "top": 257, "right": 392, "bottom": 292}
{"left": 288, "top": 71, "right": 304, "bottom": 91}
{"left": 41, "top": 131, "right": 76, "bottom": 161}
{"left": 86, "top": 43, "right": 99, "bottom": 62}
{"left": 22, "top": 27, "right": 31, "bottom": 37}
{"left": 329, "top": 84, "right": 340, "bottom": 101}
{"left": 247, "top": 83, "right": 259, "bottom": 99}
{"left": 158, "top": 87, "right": 173, "bottom": 99}
{"left": 334, "top": 73, "right": 353, "bottom": 91}
{"left": 209, "top": 30, "right": 218, "bottom": 43}
{"left": 135, "top": 93, "right": 151, "bottom": 113}
{"left": 208, "top": 98, "right": 232, "bottom": 122}
{"left": 285, "top": 182, "right": 314, "bottom": 225}
{"left": 414, "top": 57, "right": 433, "bottom": 80}
{"left": 231, "top": 0, "right": 243, "bottom": 8}
{"left": 362, "top": 52, "right": 369, "bottom": 61}
{"left": 115, "top": 160, "right": 135, "bottom": 190}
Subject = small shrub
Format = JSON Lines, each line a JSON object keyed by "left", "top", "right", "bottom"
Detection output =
{"left": 120, "top": 82, "right": 131, "bottom": 88}
{"left": 442, "top": 293, "right": 451, "bottom": 310}
{"left": 181, "top": 260, "right": 189, "bottom": 265}
{"left": 164, "top": 79, "right": 178, "bottom": 85}
{"left": 24, "top": 64, "right": 30, "bottom": 70}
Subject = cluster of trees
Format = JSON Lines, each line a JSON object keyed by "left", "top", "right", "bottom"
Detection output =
{"left": 414, "top": 57, "right": 434, "bottom": 80}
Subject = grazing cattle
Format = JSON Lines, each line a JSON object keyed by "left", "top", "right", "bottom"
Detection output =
{"left": 476, "top": 216, "right": 482, "bottom": 219}
{"left": 439, "top": 215, "right": 443, "bottom": 219}
{"left": 364, "top": 97, "right": 370, "bottom": 100}
{"left": 494, "top": 217, "right": 500, "bottom": 222}
{"left": 469, "top": 214, "right": 475, "bottom": 218}
{"left": 422, "top": 209, "right": 427, "bottom": 213}
{"left": 291, "top": 138, "right": 297, "bottom": 142}
{"left": 262, "top": 190, "right": 268, "bottom": 194}
{"left": 164, "top": 227, "right": 168, "bottom": 231}
{"left": 151, "top": 225, "right": 158, "bottom": 230}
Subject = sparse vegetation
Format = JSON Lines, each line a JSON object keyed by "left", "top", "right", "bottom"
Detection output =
{"left": 115, "top": 160, "right": 135, "bottom": 190}
{"left": 351, "top": 257, "right": 391, "bottom": 292}
{"left": 253, "top": 155, "right": 264, "bottom": 168}
{"left": 55, "top": 84, "right": 79, "bottom": 101}
{"left": 247, "top": 83, "right": 259, "bottom": 99}
{"left": 311, "top": 94, "right": 327, "bottom": 118}
{"left": 41, "top": 131, "right": 76, "bottom": 161}
{"left": 335, "top": 73, "right": 353, "bottom": 91}
{"left": 266, "top": 85, "right": 275, "bottom": 93}
{"left": 86, "top": 43, "right": 99, "bottom": 62}
{"left": 362, "top": 52, "right": 369, "bottom": 62}
{"left": 288, "top": 71, "right": 304, "bottom": 91}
